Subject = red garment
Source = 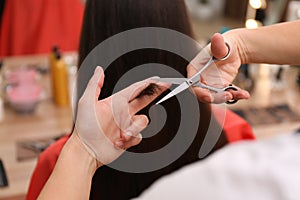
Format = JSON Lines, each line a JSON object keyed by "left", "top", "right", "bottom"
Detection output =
{"left": 26, "top": 135, "right": 69, "bottom": 200}
{"left": 212, "top": 106, "right": 255, "bottom": 142}
{"left": 26, "top": 108, "right": 255, "bottom": 200}
{"left": 0, "top": 0, "right": 84, "bottom": 57}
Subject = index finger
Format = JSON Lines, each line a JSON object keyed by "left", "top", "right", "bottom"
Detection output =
{"left": 116, "top": 77, "right": 171, "bottom": 101}
{"left": 129, "top": 81, "right": 170, "bottom": 115}
{"left": 115, "top": 77, "right": 160, "bottom": 102}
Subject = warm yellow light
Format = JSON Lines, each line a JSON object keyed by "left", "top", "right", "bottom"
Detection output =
{"left": 250, "top": 0, "right": 262, "bottom": 9}
{"left": 245, "top": 19, "right": 262, "bottom": 29}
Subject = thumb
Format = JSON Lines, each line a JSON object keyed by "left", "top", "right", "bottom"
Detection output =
{"left": 82, "top": 66, "right": 105, "bottom": 102}
{"left": 211, "top": 33, "right": 228, "bottom": 60}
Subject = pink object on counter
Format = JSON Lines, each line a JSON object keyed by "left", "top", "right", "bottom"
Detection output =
{"left": 7, "top": 84, "right": 41, "bottom": 103}
{"left": 6, "top": 68, "right": 38, "bottom": 85}
{"left": 5, "top": 68, "right": 41, "bottom": 113}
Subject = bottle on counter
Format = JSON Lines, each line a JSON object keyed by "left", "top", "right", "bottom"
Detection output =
{"left": 0, "top": 61, "right": 4, "bottom": 121}
{"left": 49, "top": 46, "right": 58, "bottom": 68}
{"left": 49, "top": 47, "right": 70, "bottom": 106}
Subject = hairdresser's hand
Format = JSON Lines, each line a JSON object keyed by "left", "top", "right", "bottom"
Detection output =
{"left": 187, "top": 33, "right": 250, "bottom": 104}
{"left": 72, "top": 66, "right": 169, "bottom": 167}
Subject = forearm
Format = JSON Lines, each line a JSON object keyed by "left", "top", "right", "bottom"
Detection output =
{"left": 224, "top": 20, "right": 300, "bottom": 65}
{"left": 38, "top": 133, "right": 98, "bottom": 200}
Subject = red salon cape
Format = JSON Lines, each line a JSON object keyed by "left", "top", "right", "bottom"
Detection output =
{"left": 0, "top": 0, "right": 84, "bottom": 57}
{"left": 26, "top": 107, "right": 255, "bottom": 200}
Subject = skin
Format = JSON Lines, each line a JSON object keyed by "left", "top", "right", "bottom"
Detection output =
{"left": 188, "top": 20, "right": 300, "bottom": 104}
{"left": 38, "top": 67, "right": 170, "bottom": 199}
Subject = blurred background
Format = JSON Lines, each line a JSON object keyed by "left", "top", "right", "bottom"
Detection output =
{"left": 0, "top": 0, "right": 299, "bottom": 199}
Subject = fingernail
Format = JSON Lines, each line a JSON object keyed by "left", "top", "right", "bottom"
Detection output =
{"left": 94, "top": 66, "right": 99, "bottom": 74}
{"left": 94, "top": 66, "right": 103, "bottom": 75}
{"left": 149, "top": 76, "right": 160, "bottom": 80}
{"left": 115, "top": 140, "right": 124, "bottom": 148}
{"left": 204, "top": 96, "right": 212, "bottom": 103}
{"left": 244, "top": 91, "right": 250, "bottom": 98}
{"left": 94, "top": 66, "right": 103, "bottom": 81}
{"left": 137, "top": 133, "right": 142, "bottom": 139}
{"left": 124, "top": 132, "right": 133, "bottom": 139}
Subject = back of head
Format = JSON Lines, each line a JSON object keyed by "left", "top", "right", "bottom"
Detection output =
{"left": 78, "top": 0, "right": 228, "bottom": 199}
{"left": 79, "top": 0, "right": 194, "bottom": 66}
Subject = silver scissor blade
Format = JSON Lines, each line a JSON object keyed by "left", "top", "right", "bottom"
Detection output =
{"left": 189, "top": 56, "right": 214, "bottom": 84}
{"left": 152, "top": 78, "right": 187, "bottom": 85}
{"left": 156, "top": 82, "right": 189, "bottom": 105}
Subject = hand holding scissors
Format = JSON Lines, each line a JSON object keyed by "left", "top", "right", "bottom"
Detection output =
{"left": 157, "top": 35, "right": 250, "bottom": 104}
{"left": 155, "top": 40, "right": 245, "bottom": 105}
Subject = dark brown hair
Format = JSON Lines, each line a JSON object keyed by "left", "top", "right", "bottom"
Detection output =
{"left": 78, "top": 0, "right": 228, "bottom": 199}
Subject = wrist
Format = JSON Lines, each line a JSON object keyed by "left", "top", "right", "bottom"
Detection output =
{"left": 38, "top": 132, "right": 98, "bottom": 199}
{"left": 62, "top": 132, "right": 100, "bottom": 176}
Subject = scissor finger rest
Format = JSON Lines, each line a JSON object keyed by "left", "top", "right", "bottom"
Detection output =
{"left": 224, "top": 85, "right": 238, "bottom": 104}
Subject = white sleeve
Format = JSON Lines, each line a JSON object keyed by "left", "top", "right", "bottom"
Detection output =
{"left": 134, "top": 134, "right": 300, "bottom": 200}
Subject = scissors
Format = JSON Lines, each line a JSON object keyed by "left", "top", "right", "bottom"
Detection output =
{"left": 155, "top": 43, "right": 238, "bottom": 105}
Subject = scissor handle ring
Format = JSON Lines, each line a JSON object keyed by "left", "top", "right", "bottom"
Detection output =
{"left": 225, "top": 84, "right": 238, "bottom": 104}
{"left": 213, "top": 42, "right": 231, "bottom": 61}
{"left": 226, "top": 99, "right": 238, "bottom": 104}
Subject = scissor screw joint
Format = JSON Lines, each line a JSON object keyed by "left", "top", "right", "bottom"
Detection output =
{"left": 188, "top": 80, "right": 193, "bottom": 85}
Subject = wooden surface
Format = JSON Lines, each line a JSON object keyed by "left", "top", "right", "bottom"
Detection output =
{"left": 0, "top": 55, "right": 73, "bottom": 199}
{"left": 0, "top": 101, "right": 73, "bottom": 199}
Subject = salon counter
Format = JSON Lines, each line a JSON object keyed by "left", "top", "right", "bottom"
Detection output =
{"left": 0, "top": 100, "right": 72, "bottom": 200}
{"left": 0, "top": 54, "right": 74, "bottom": 200}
